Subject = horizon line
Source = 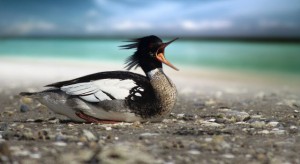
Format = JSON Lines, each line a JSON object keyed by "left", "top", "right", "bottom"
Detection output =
{"left": 1, "top": 35, "right": 300, "bottom": 42}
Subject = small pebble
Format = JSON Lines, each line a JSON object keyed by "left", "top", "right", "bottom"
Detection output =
{"left": 77, "top": 142, "right": 84, "bottom": 146}
{"left": 21, "top": 97, "right": 33, "bottom": 104}
{"left": 17, "top": 124, "right": 24, "bottom": 129}
{"left": 205, "top": 99, "right": 216, "bottom": 106}
{"left": 4, "top": 111, "right": 14, "bottom": 116}
{"left": 26, "top": 119, "right": 35, "bottom": 122}
{"left": 258, "top": 130, "right": 270, "bottom": 134}
{"left": 53, "top": 142, "right": 67, "bottom": 146}
{"left": 218, "top": 110, "right": 250, "bottom": 122}
{"left": 67, "top": 124, "right": 74, "bottom": 127}
{"left": 284, "top": 99, "right": 300, "bottom": 108}
{"left": 13, "top": 149, "right": 31, "bottom": 156}
{"left": 20, "top": 104, "right": 30, "bottom": 113}
{"left": 267, "top": 121, "right": 279, "bottom": 127}
{"left": 176, "top": 113, "right": 185, "bottom": 118}
{"left": 222, "top": 154, "right": 235, "bottom": 159}
{"left": 48, "top": 118, "right": 60, "bottom": 124}
{"left": 251, "top": 115, "right": 263, "bottom": 119}
{"left": 10, "top": 123, "right": 17, "bottom": 127}
{"left": 55, "top": 134, "right": 65, "bottom": 141}
{"left": 245, "top": 154, "right": 252, "bottom": 158}
{"left": 132, "top": 121, "right": 142, "bottom": 127}
{"left": 205, "top": 138, "right": 213, "bottom": 142}
{"left": 30, "top": 153, "right": 41, "bottom": 159}
{"left": 82, "top": 129, "right": 97, "bottom": 141}
{"left": 250, "top": 121, "right": 266, "bottom": 128}
{"left": 140, "top": 133, "right": 160, "bottom": 137}
{"left": 197, "top": 120, "right": 224, "bottom": 127}
{"left": 0, "top": 123, "right": 8, "bottom": 131}
{"left": 270, "top": 128, "right": 286, "bottom": 135}
{"left": 105, "top": 127, "right": 112, "bottom": 131}
{"left": 235, "top": 122, "right": 249, "bottom": 125}
{"left": 188, "top": 150, "right": 201, "bottom": 155}
{"left": 98, "top": 144, "right": 155, "bottom": 164}
{"left": 208, "top": 118, "right": 216, "bottom": 122}
{"left": 162, "top": 119, "right": 173, "bottom": 123}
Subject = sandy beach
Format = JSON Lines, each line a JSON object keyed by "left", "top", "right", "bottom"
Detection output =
{"left": 0, "top": 57, "right": 300, "bottom": 163}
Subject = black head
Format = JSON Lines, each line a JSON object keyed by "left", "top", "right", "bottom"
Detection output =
{"left": 120, "top": 35, "right": 178, "bottom": 73}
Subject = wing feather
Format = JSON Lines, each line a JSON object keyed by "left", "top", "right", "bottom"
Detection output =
{"left": 46, "top": 71, "right": 151, "bottom": 103}
{"left": 61, "top": 82, "right": 99, "bottom": 95}
{"left": 59, "top": 79, "right": 138, "bottom": 102}
{"left": 80, "top": 94, "right": 100, "bottom": 102}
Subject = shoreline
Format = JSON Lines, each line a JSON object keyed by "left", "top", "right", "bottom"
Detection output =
{"left": 1, "top": 56, "right": 300, "bottom": 89}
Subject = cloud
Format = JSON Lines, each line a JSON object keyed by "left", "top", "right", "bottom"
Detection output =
{"left": 181, "top": 20, "right": 232, "bottom": 31}
{"left": 85, "top": 23, "right": 103, "bottom": 33}
{"left": 84, "top": 20, "right": 152, "bottom": 34}
{"left": 93, "top": 0, "right": 109, "bottom": 6}
{"left": 92, "top": 0, "right": 181, "bottom": 22}
{"left": 86, "top": 9, "right": 99, "bottom": 17}
{"left": 113, "top": 20, "right": 152, "bottom": 31}
{"left": 258, "top": 20, "right": 298, "bottom": 29}
{"left": 88, "top": 1, "right": 236, "bottom": 34}
{"left": 2, "top": 0, "right": 299, "bottom": 37}
{"left": 6, "top": 20, "right": 56, "bottom": 35}
{"left": 78, "top": 0, "right": 300, "bottom": 36}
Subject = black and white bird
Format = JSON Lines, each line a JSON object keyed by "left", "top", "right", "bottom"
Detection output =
{"left": 20, "top": 35, "right": 179, "bottom": 123}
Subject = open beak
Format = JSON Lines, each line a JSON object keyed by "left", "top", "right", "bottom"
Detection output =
{"left": 155, "top": 38, "right": 179, "bottom": 71}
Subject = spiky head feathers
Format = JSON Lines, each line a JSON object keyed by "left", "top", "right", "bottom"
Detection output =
{"left": 120, "top": 35, "right": 163, "bottom": 70}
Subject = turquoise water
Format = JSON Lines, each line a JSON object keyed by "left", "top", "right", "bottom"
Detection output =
{"left": 0, "top": 39, "right": 300, "bottom": 74}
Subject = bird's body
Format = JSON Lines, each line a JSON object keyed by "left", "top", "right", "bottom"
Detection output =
{"left": 20, "top": 35, "right": 179, "bottom": 123}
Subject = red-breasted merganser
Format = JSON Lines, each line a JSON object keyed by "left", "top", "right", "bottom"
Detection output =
{"left": 20, "top": 35, "right": 179, "bottom": 123}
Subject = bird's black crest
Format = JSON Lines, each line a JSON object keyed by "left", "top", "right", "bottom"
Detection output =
{"left": 119, "top": 40, "right": 139, "bottom": 50}
{"left": 124, "top": 51, "right": 140, "bottom": 70}
{"left": 120, "top": 35, "right": 162, "bottom": 70}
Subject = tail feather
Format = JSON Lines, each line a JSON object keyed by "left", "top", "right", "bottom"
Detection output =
{"left": 19, "top": 92, "right": 36, "bottom": 96}
{"left": 20, "top": 88, "right": 60, "bottom": 97}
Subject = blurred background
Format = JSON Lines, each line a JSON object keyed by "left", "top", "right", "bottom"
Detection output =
{"left": 0, "top": 0, "right": 300, "bottom": 77}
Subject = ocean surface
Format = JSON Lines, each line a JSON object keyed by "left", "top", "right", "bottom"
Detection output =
{"left": 0, "top": 38, "right": 300, "bottom": 75}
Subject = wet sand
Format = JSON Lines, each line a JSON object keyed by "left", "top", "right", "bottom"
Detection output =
{"left": 0, "top": 58, "right": 300, "bottom": 164}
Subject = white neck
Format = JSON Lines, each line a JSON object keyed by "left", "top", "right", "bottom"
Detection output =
{"left": 147, "top": 68, "right": 162, "bottom": 79}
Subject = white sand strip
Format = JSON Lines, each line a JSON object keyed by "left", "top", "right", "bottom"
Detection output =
{"left": 0, "top": 56, "right": 299, "bottom": 92}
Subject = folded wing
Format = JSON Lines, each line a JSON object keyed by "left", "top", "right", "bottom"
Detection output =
{"left": 46, "top": 71, "right": 151, "bottom": 103}
{"left": 60, "top": 79, "right": 138, "bottom": 102}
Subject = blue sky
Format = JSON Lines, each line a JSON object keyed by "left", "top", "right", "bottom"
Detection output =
{"left": 0, "top": 0, "right": 299, "bottom": 37}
